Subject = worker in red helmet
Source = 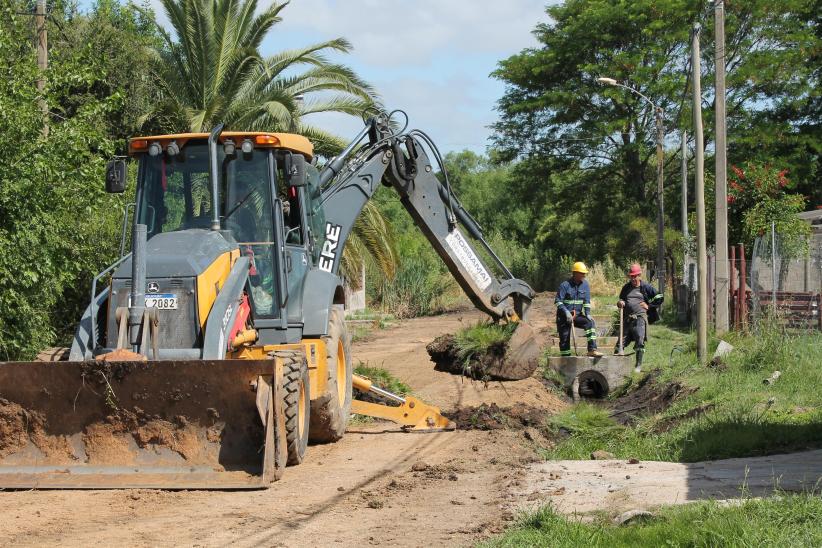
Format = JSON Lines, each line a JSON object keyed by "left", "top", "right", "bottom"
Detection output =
{"left": 616, "top": 263, "right": 664, "bottom": 372}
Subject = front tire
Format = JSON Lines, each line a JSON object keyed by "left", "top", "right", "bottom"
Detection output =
{"left": 279, "top": 351, "right": 310, "bottom": 465}
{"left": 308, "top": 306, "right": 353, "bottom": 443}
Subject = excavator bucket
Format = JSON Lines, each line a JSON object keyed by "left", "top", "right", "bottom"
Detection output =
{"left": 0, "top": 359, "right": 287, "bottom": 490}
{"left": 484, "top": 322, "right": 542, "bottom": 381}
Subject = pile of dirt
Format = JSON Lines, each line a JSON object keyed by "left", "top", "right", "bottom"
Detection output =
{"left": 609, "top": 371, "right": 698, "bottom": 425}
{"left": 426, "top": 329, "right": 538, "bottom": 381}
{"left": 427, "top": 334, "right": 503, "bottom": 381}
{"left": 445, "top": 403, "right": 551, "bottom": 436}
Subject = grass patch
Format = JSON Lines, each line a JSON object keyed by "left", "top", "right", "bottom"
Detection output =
{"left": 351, "top": 362, "right": 411, "bottom": 424}
{"left": 454, "top": 322, "right": 517, "bottom": 363}
{"left": 353, "top": 362, "right": 410, "bottom": 396}
{"left": 483, "top": 494, "right": 822, "bottom": 547}
{"left": 542, "top": 319, "right": 822, "bottom": 462}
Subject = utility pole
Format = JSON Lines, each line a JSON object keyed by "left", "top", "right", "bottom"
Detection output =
{"left": 655, "top": 107, "right": 666, "bottom": 296}
{"left": 35, "top": 0, "right": 48, "bottom": 136}
{"left": 681, "top": 130, "right": 690, "bottom": 287}
{"left": 681, "top": 130, "right": 688, "bottom": 239}
{"left": 714, "top": 0, "right": 729, "bottom": 333}
{"left": 693, "top": 24, "right": 708, "bottom": 362}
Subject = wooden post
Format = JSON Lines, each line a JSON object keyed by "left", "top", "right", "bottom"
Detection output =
{"left": 35, "top": 0, "right": 48, "bottom": 136}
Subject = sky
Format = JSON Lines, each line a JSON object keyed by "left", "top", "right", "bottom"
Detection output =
{"left": 262, "top": 0, "right": 552, "bottom": 153}
{"left": 87, "top": 0, "right": 555, "bottom": 154}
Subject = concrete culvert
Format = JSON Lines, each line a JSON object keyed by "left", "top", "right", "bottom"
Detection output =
{"left": 573, "top": 370, "right": 609, "bottom": 400}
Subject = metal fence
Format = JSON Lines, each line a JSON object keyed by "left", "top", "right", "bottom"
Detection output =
{"left": 747, "top": 224, "right": 822, "bottom": 330}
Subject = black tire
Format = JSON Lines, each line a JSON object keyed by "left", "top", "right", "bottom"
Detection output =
{"left": 308, "top": 306, "right": 353, "bottom": 443}
{"left": 276, "top": 350, "right": 310, "bottom": 466}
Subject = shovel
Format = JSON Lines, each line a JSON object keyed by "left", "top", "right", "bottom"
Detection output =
{"left": 618, "top": 306, "right": 625, "bottom": 355}
{"left": 570, "top": 311, "right": 578, "bottom": 356}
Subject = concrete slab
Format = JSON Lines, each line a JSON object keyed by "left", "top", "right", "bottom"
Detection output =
{"left": 545, "top": 336, "right": 618, "bottom": 350}
{"left": 547, "top": 355, "right": 633, "bottom": 400}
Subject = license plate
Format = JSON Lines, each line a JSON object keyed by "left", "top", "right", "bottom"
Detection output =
{"left": 136, "top": 294, "right": 178, "bottom": 310}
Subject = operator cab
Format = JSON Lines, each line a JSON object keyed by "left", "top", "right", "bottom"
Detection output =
{"left": 126, "top": 132, "right": 320, "bottom": 321}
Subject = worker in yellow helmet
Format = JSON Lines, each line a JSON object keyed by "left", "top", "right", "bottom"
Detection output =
{"left": 555, "top": 262, "right": 603, "bottom": 357}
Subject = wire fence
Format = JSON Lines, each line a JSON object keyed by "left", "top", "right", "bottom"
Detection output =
{"left": 677, "top": 220, "right": 822, "bottom": 332}
{"left": 748, "top": 223, "right": 822, "bottom": 331}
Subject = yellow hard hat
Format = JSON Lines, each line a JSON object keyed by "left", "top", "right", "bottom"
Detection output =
{"left": 572, "top": 261, "right": 588, "bottom": 274}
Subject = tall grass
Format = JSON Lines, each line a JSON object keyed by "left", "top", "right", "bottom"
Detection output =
{"left": 454, "top": 322, "right": 517, "bottom": 363}
{"left": 370, "top": 254, "right": 454, "bottom": 318}
{"left": 543, "top": 319, "right": 822, "bottom": 463}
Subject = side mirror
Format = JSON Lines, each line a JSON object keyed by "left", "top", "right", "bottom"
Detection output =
{"left": 284, "top": 153, "right": 307, "bottom": 188}
{"left": 105, "top": 159, "right": 127, "bottom": 193}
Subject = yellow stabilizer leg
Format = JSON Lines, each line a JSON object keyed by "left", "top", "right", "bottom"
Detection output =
{"left": 351, "top": 374, "right": 455, "bottom": 431}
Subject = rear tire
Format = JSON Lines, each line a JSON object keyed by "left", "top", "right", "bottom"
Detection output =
{"left": 308, "top": 306, "right": 353, "bottom": 443}
{"left": 278, "top": 351, "right": 310, "bottom": 466}
{"left": 34, "top": 347, "right": 69, "bottom": 362}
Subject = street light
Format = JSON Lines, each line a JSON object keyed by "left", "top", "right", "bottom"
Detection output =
{"left": 597, "top": 77, "right": 666, "bottom": 295}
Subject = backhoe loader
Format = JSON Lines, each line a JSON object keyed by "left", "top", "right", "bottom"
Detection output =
{"left": 0, "top": 110, "right": 538, "bottom": 489}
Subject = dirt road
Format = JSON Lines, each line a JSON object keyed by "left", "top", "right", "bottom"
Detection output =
{"left": 2, "top": 304, "right": 818, "bottom": 546}
{"left": 0, "top": 309, "right": 565, "bottom": 547}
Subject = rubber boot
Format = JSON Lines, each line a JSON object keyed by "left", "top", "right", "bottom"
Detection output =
{"left": 634, "top": 348, "right": 645, "bottom": 373}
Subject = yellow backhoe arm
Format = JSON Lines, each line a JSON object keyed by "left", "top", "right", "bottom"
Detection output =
{"left": 351, "top": 374, "right": 454, "bottom": 431}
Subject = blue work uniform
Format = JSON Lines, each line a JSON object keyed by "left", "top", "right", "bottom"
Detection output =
{"left": 555, "top": 278, "right": 597, "bottom": 355}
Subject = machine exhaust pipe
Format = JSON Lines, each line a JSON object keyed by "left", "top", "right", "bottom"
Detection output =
{"left": 208, "top": 123, "right": 225, "bottom": 231}
{"left": 128, "top": 223, "right": 147, "bottom": 351}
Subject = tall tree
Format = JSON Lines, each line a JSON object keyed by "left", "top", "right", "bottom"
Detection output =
{"left": 491, "top": 0, "right": 820, "bottom": 279}
{"left": 0, "top": 1, "right": 131, "bottom": 359}
{"left": 145, "top": 0, "right": 378, "bottom": 156}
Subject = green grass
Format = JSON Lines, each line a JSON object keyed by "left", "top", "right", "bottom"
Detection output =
{"left": 454, "top": 322, "right": 517, "bottom": 363}
{"left": 542, "top": 319, "right": 822, "bottom": 463}
{"left": 351, "top": 362, "right": 411, "bottom": 424}
{"left": 353, "top": 362, "right": 411, "bottom": 396}
{"left": 482, "top": 494, "right": 822, "bottom": 547}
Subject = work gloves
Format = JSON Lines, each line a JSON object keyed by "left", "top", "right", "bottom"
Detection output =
{"left": 564, "top": 310, "right": 573, "bottom": 323}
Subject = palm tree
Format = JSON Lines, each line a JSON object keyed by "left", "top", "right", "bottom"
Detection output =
{"left": 143, "top": 0, "right": 397, "bottom": 279}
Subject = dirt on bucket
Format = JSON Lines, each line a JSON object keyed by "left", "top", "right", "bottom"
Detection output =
{"left": 0, "top": 398, "right": 76, "bottom": 463}
{"left": 426, "top": 326, "right": 540, "bottom": 382}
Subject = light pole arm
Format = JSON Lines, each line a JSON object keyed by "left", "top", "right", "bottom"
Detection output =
{"left": 608, "top": 81, "right": 659, "bottom": 111}
{"left": 599, "top": 77, "right": 667, "bottom": 294}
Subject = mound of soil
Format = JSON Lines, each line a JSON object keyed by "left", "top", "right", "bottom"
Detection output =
{"left": 609, "top": 371, "right": 698, "bottom": 425}
{"left": 444, "top": 403, "right": 550, "bottom": 435}
{"left": 426, "top": 327, "right": 539, "bottom": 381}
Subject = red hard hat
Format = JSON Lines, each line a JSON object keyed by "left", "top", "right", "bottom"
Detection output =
{"left": 628, "top": 263, "right": 642, "bottom": 276}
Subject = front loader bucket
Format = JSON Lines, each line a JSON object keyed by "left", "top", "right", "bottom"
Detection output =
{"left": 0, "top": 359, "right": 286, "bottom": 490}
